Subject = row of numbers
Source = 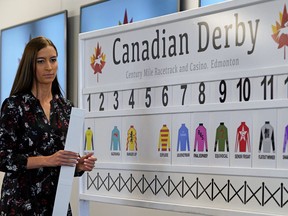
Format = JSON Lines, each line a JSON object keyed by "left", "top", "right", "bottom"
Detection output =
{"left": 84, "top": 75, "right": 288, "bottom": 112}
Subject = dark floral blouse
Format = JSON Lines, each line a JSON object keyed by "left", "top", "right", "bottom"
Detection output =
{"left": 0, "top": 92, "right": 78, "bottom": 216}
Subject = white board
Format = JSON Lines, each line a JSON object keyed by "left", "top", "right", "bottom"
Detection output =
{"left": 78, "top": 0, "right": 288, "bottom": 215}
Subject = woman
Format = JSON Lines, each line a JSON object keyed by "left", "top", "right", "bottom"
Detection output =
{"left": 0, "top": 36, "right": 96, "bottom": 215}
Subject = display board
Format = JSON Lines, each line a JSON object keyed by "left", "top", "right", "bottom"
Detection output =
{"left": 78, "top": 0, "right": 288, "bottom": 215}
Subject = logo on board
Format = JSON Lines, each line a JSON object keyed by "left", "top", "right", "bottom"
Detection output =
{"left": 90, "top": 42, "right": 106, "bottom": 82}
{"left": 272, "top": 4, "right": 288, "bottom": 59}
{"left": 89, "top": 10, "right": 133, "bottom": 83}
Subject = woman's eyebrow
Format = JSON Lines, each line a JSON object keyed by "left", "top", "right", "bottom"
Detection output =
{"left": 36, "top": 55, "right": 57, "bottom": 59}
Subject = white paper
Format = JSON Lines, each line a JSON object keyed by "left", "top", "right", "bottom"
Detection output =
{"left": 52, "top": 107, "right": 85, "bottom": 216}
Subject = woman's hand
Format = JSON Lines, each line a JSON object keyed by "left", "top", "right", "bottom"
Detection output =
{"left": 48, "top": 150, "right": 80, "bottom": 167}
{"left": 27, "top": 150, "right": 80, "bottom": 169}
{"left": 76, "top": 152, "right": 97, "bottom": 172}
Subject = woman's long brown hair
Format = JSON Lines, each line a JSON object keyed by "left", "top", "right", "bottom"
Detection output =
{"left": 10, "top": 36, "right": 62, "bottom": 97}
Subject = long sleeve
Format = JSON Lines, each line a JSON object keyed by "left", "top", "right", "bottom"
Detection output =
{"left": 247, "top": 128, "right": 251, "bottom": 152}
{"left": 167, "top": 129, "right": 171, "bottom": 151}
{"left": 186, "top": 127, "right": 190, "bottom": 151}
{"left": 0, "top": 98, "right": 28, "bottom": 173}
{"left": 177, "top": 128, "right": 181, "bottom": 151}
{"left": 110, "top": 130, "right": 113, "bottom": 151}
{"left": 204, "top": 128, "right": 208, "bottom": 152}
{"left": 259, "top": 129, "right": 263, "bottom": 152}
{"left": 158, "top": 130, "right": 162, "bottom": 151}
{"left": 118, "top": 130, "right": 121, "bottom": 151}
{"left": 194, "top": 128, "right": 198, "bottom": 151}
{"left": 271, "top": 129, "right": 275, "bottom": 152}
{"left": 225, "top": 127, "right": 229, "bottom": 152}
{"left": 283, "top": 126, "right": 288, "bottom": 153}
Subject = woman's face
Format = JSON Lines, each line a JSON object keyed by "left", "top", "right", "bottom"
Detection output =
{"left": 35, "top": 45, "right": 58, "bottom": 86}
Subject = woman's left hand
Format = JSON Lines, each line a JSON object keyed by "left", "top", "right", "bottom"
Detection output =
{"left": 76, "top": 152, "right": 97, "bottom": 172}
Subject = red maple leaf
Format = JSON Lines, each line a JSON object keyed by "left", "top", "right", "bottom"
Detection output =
{"left": 272, "top": 4, "right": 288, "bottom": 59}
{"left": 118, "top": 9, "right": 133, "bottom": 25}
{"left": 90, "top": 43, "right": 106, "bottom": 82}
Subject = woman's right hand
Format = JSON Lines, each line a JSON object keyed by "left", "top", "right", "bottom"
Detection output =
{"left": 27, "top": 150, "right": 80, "bottom": 169}
{"left": 48, "top": 150, "right": 80, "bottom": 167}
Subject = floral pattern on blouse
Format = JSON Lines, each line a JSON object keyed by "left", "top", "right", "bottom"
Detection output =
{"left": 0, "top": 93, "right": 75, "bottom": 216}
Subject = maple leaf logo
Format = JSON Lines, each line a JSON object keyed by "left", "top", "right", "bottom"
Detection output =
{"left": 272, "top": 4, "right": 288, "bottom": 59}
{"left": 90, "top": 42, "right": 106, "bottom": 82}
{"left": 118, "top": 9, "right": 133, "bottom": 25}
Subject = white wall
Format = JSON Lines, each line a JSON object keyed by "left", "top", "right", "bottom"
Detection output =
{"left": 0, "top": 0, "right": 202, "bottom": 215}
